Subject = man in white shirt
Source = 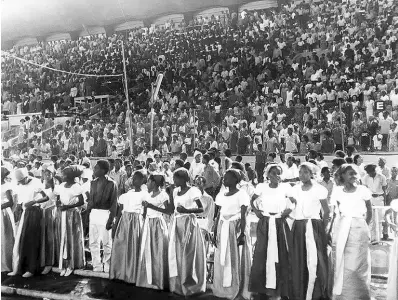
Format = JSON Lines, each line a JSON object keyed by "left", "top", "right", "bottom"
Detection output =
{"left": 281, "top": 153, "right": 299, "bottom": 183}
{"left": 209, "top": 134, "right": 218, "bottom": 150}
{"left": 83, "top": 135, "right": 94, "bottom": 156}
{"left": 390, "top": 88, "right": 398, "bottom": 107}
{"left": 363, "top": 164, "right": 388, "bottom": 241}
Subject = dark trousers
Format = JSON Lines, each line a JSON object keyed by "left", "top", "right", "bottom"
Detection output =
{"left": 19, "top": 206, "right": 42, "bottom": 274}
{"left": 256, "top": 164, "right": 265, "bottom": 183}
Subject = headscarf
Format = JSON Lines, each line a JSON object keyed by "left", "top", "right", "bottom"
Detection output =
{"left": 15, "top": 168, "right": 29, "bottom": 182}
{"left": 264, "top": 163, "right": 283, "bottom": 178}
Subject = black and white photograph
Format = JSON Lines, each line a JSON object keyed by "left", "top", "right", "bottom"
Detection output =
{"left": 0, "top": 0, "right": 397, "bottom": 299}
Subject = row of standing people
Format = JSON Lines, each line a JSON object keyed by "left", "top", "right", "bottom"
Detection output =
{"left": 1, "top": 157, "right": 397, "bottom": 300}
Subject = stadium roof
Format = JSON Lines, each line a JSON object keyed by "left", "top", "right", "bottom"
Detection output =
{"left": 1, "top": 0, "right": 258, "bottom": 42}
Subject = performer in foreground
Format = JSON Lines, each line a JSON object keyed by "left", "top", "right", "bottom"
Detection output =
{"left": 1, "top": 167, "right": 15, "bottom": 273}
{"left": 110, "top": 170, "right": 148, "bottom": 283}
{"left": 136, "top": 173, "right": 170, "bottom": 290}
{"left": 289, "top": 162, "right": 329, "bottom": 300}
{"left": 88, "top": 160, "right": 118, "bottom": 273}
{"left": 213, "top": 169, "right": 251, "bottom": 300}
{"left": 168, "top": 168, "right": 206, "bottom": 296}
{"left": 249, "top": 163, "right": 293, "bottom": 300}
{"left": 9, "top": 168, "right": 49, "bottom": 278}
{"left": 331, "top": 164, "right": 373, "bottom": 300}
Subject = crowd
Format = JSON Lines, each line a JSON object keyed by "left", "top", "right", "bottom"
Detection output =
{"left": 1, "top": 145, "right": 398, "bottom": 299}
{"left": 2, "top": 0, "right": 398, "bottom": 156}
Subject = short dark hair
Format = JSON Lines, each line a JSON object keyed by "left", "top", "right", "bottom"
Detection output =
{"left": 335, "top": 150, "right": 346, "bottom": 158}
{"left": 96, "top": 160, "right": 110, "bottom": 173}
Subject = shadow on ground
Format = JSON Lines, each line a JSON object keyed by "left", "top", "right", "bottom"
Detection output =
{"left": 1, "top": 272, "right": 219, "bottom": 300}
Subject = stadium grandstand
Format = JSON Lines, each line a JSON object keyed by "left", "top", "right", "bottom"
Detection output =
{"left": 1, "top": 0, "right": 398, "bottom": 160}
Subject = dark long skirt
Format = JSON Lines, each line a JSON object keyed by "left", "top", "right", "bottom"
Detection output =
{"left": 1, "top": 208, "right": 15, "bottom": 272}
{"left": 59, "top": 208, "right": 85, "bottom": 269}
{"left": 14, "top": 206, "right": 42, "bottom": 274}
{"left": 249, "top": 216, "right": 290, "bottom": 298}
{"left": 289, "top": 219, "right": 328, "bottom": 300}
{"left": 41, "top": 206, "right": 61, "bottom": 267}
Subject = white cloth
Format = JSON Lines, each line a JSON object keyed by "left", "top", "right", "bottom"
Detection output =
{"left": 290, "top": 181, "right": 328, "bottom": 220}
{"left": 118, "top": 190, "right": 149, "bottom": 213}
{"left": 146, "top": 191, "right": 168, "bottom": 218}
{"left": 254, "top": 182, "right": 293, "bottom": 214}
{"left": 305, "top": 220, "right": 318, "bottom": 300}
{"left": 89, "top": 209, "right": 112, "bottom": 270}
{"left": 173, "top": 187, "right": 202, "bottom": 214}
{"left": 138, "top": 215, "right": 166, "bottom": 285}
{"left": 219, "top": 213, "right": 241, "bottom": 287}
{"left": 16, "top": 177, "right": 44, "bottom": 207}
{"left": 215, "top": 190, "right": 250, "bottom": 217}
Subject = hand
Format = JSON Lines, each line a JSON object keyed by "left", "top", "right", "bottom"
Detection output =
{"left": 59, "top": 205, "right": 69, "bottom": 212}
{"left": 237, "top": 233, "right": 245, "bottom": 246}
{"left": 327, "top": 233, "right": 332, "bottom": 246}
{"left": 281, "top": 208, "right": 292, "bottom": 219}
{"left": 24, "top": 200, "right": 36, "bottom": 208}
{"left": 253, "top": 209, "right": 263, "bottom": 219}
{"left": 106, "top": 218, "right": 114, "bottom": 231}
{"left": 212, "top": 234, "right": 218, "bottom": 248}
{"left": 176, "top": 205, "right": 188, "bottom": 213}
{"left": 56, "top": 199, "right": 62, "bottom": 207}
{"left": 142, "top": 201, "right": 148, "bottom": 208}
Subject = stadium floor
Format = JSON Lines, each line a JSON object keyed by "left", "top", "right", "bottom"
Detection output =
{"left": 1, "top": 272, "right": 388, "bottom": 300}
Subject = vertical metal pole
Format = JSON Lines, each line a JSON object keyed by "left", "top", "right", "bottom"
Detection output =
{"left": 339, "top": 100, "right": 345, "bottom": 152}
{"left": 121, "top": 41, "right": 133, "bottom": 155}
{"left": 150, "top": 83, "right": 155, "bottom": 150}
{"left": 193, "top": 108, "right": 196, "bottom": 149}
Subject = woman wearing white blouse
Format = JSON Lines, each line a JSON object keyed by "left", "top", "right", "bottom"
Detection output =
{"left": 8, "top": 168, "right": 49, "bottom": 278}
{"left": 249, "top": 164, "right": 294, "bottom": 300}
{"left": 110, "top": 171, "right": 149, "bottom": 284}
{"left": 289, "top": 163, "right": 330, "bottom": 300}
{"left": 330, "top": 164, "right": 372, "bottom": 300}
{"left": 1, "top": 167, "right": 15, "bottom": 273}
{"left": 168, "top": 168, "right": 206, "bottom": 296}
{"left": 136, "top": 174, "right": 170, "bottom": 290}
{"left": 213, "top": 169, "right": 251, "bottom": 300}
{"left": 54, "top": 166, "right": 85, "bottom": 277}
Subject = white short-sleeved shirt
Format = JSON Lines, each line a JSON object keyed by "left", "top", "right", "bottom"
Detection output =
{"left": 54, "top": 183, "right": 83, "bottom": 206}
{"left": 330, "top": 185, "right": 371, "bottom": 218}
{"left": 16, "top": 177, "right": 44, "bottom": 205}
{"left": 282, "top": 164, "right": 299, "bottom": 180}
{"left": 254, "top": 183, "right": 293, "bottom": 214}
{"left": 215, "top": 189, "right": 250, "bottom": 217}
{"left": 119, "top": 190, "right": 150, "bottom": 213}
{"left": 363, "top": 173, "right": 387, "bottom": 194}
{"left": 147, "top": 191, "right": 169, "bottom": 218}
{"left": 173, "top": 187, "right": 202, "bottom": 214}
{"left": 291, "top": 181, "right": 328, "bottom": 220}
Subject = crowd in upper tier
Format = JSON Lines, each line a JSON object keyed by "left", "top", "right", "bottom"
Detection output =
{"left": 1, "top": 0, "right": 398, "bottom": 157}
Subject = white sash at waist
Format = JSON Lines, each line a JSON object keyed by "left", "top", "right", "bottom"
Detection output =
{"left": 220, "top": 213, "right": 241, "bottom": 288}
